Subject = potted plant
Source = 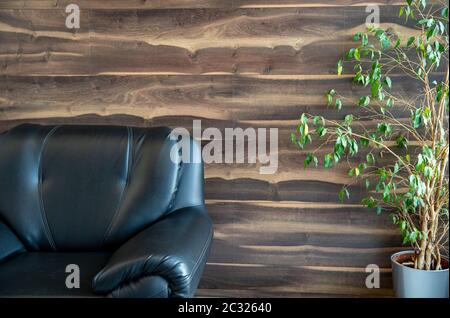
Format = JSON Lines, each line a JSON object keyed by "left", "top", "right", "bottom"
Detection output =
{"left": 291, "top": 0, "right": 449, "bottom": 297}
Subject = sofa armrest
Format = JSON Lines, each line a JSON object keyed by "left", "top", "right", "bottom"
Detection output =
{"left": 0, "top": 222, "right": 26, "bottom": 264}
{"left": 92, "top": 205, "right": 213, "bottom": 298}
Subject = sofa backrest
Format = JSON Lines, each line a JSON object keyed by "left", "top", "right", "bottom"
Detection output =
{"left": 0, "top": 124, "right": 204, "bottom": 251}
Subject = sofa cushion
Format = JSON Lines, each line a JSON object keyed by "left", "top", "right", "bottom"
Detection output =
{"left": 0, "top": 125, "right": 185, "bottom": 251}
{"left": 0, "top": 252, "right": 110, "bottom": 297}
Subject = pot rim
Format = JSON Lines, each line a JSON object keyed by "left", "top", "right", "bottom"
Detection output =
{"left": 391, "top": 250, "right": 449, "bottom": 273}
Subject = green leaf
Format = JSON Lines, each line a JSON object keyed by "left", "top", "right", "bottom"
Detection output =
{"left": 335, "top": 98, "right": 343, "bottom": 110}
{"left": 349, "top": 139, "right": 359, "bottom": 156}
{"left": 411, "top": 108, "right": 422, "bottom": 128}
{"left": 416, "top": 154, "right": 426, "bottom": 169}
{"left": 358, "top": 96, "right": 371, "bottom": 107}
{"left": 337, "top": 59, "right": 343, "bottom": 76}
{"left": 300, "top": 113, "right": 308, "bottom": 124}
{"left": 437, "top": 21, "right": 446, "bottom": 34}
{"left": 344, "top": 114, "right": 353, "bottom": 125}
{"left": 316, "top": 126, "right": 327, "bottom": 138}
{"left": 312, "top": 155, "right": 319, "bottom": 167}
{"left": 326, "top": 90, "right": 337, "bottom": 106}
{"left": 326, "top": 93, "right": 333, "bottom": 106}
{"left": 418, "top": 18, "right": 433, "bottom": 26}
{"left": 346, "top": 48, "right": 356, "bottom": 60}
{"left": 380, "top": 36, "right": 391, "bottom": 50}
{"left": 354, "top": 48, "right": 361, "bottom": 61}
{"left": 304, "top": 153, "right": 313, "bottom": 168}
{"left": 420, "top": 0, "right": 426, "bottom": 9}
{"left": 407, "top": 36, "right": 415, "bottom": 47}
{"left": 384, "top": 76, "right": 392, "bottom": 89}
{"left": 400, "top": 219, "right": 407, "bottom": 230}
{"left": 313, "top": 116, "right": 325, "bottom": 126}
{"left": 360, "top": 136, "right": 370, "bottom": 147}
{"left": 377, "top": 123, "right": 392, "bottom": 136}
{"left": 374, "top": 29, "right": 384, "bottom": 37}
{"left": 334, "top": 141, "right": 345, "bottom": 158}
{"left": 324, "top": 154, "right": 334, "bottom": 168}
{"left": 290, "top": 133, "right": 297, "bottom": 143}
{"left": 302, "top": 123, "right": 309, "bottom": 136}
{"left": 338, "top": 188, "right": 350, "bottom": 202}
{"left": 393, "top": 162, "right": 400, "bottom": 174}
{"left": 348, "top": 167, "right": 360, "bottom": 177}
{"left": 366, "top": 153, "right": 375, "bottom": 165}
{"left": 405, "top": 154, "right": 411, "bottom": 162}
{"left": 362, "top": 34, "right": 369, "bottom": 46}
{"left": 371, "top": 81, "right": 381, "bottom": 99}
{"left": 396, "top": 135, "right": 408, "bottom": 149}
{"left": 362, "top": 196, "right": 377, "bottom": 209}
{"left": 353, "top": 32, "right": 362, "bottom": 41}
{"left": 383, "top": 184, "right": 391, "bottom": 202}
{"left": 422, "top": 145, "right": 433, "bottom": 158}
{"left": 442, "top": 7, "right": 449, "bottom": 18}
{"left": 386, "top": 98, "right": 394, "bottom": 108}
{"left": 423, "top": 166, "right": 433, "bottom": 179}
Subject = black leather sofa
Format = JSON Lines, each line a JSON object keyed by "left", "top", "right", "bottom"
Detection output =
{"left": 0, "top": 124, "right": 213, "bottom": 298}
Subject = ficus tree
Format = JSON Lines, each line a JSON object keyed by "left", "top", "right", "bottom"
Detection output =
{"left": 292, "top": 0, "right": 449, "bottom": 270}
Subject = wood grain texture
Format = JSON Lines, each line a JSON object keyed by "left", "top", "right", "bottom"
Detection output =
{"left": 0, "top": 75, "right": 419, "bottom": 120}
{"left": 0, "top": 6, "right": 418, "bottom": 75}
{"left": 0, "top": 1, "right": 419, "bottom": 297}
{"left": 197, "top": 263, "right": 394, "bottom": 297}
{"left": 0, "top": 1, "right": 404, "bottom": 9}
{"left": 206, "top": 200, "right": 401, "bottom": 266}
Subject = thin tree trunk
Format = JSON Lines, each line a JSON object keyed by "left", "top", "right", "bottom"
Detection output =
{"left": 417, "top": 217, "right": 429, "bottom": 270}
{"left": 425, "top": 243, "right": 433, "bottom": 270}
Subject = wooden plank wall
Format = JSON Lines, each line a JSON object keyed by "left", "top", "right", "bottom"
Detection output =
{"left": 0, "top": 0, "right": 419, "bottom": 297}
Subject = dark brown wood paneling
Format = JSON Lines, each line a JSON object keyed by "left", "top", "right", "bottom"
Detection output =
{"left": 0, "top": 1, "right": 418, "bottom": 297}
{"left": 206, "top": 201, "right": 401, "bottom": 267}
{"left": 0, "top": 74, "right": 421, "bottom": 121}
{"left": 0, "top": 6, "right": 418, "bottom": 76}
{"left": 0, "top": 1, "right": 403, "bottom": 9}
{"left": 197, "top": 263, "right": 394, "bottom": 297}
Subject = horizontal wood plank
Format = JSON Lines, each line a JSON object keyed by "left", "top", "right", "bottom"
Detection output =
{"left": 198, "top": 263, "right": 394, "bottom": 297}
{"left": 0, "top": 75, "right": 419, "bottom": 121}
{"left": 0, "top": 6, "right": 418, "bottom": 76}
{"left": 206, "top": 200, "right": 401, "bottom": 268}
{"left": 0, "top": 1, "right": 405, "bottom": 9}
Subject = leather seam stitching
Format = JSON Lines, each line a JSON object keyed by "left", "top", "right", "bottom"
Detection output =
{"left": 37, "top": 125, "right": 59, "bottom": 251}
{"left": 180, "top": 222, "right": 213, "bottom": 285}
{"left": 165, "top": 134, "right": 185, "bottom": 213}
{"left": 101, "top": 126, "right": 133, "bottom": 247}
{"left": 165, "top": 223, "right": 213, "bottom": 297}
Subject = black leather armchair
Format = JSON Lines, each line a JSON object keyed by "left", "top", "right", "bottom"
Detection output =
{"left": 0, "top": 124, "right": 213, "bottom": 298}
